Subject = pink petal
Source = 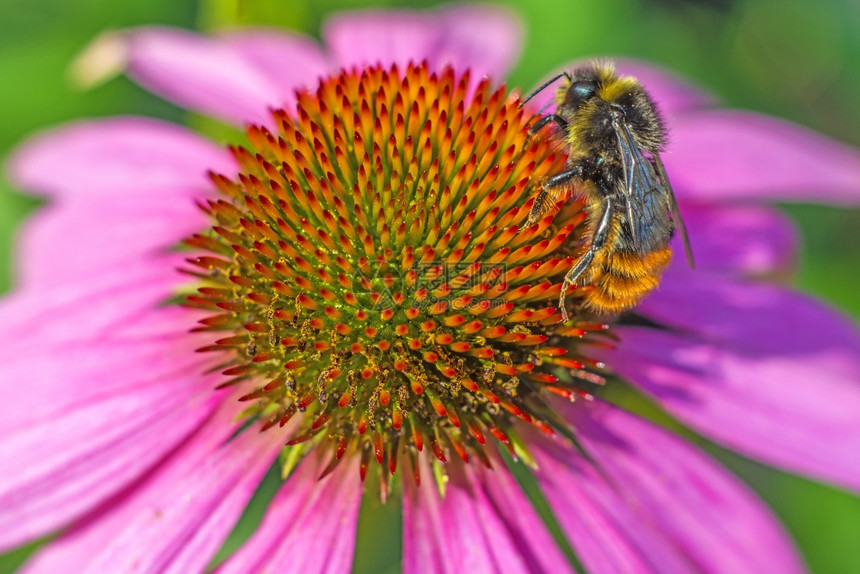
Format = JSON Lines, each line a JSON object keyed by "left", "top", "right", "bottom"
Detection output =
{"left": 530, "top": 401, "right": 805, "bottom": 574}
{"left": 473, "top": 459, "right": 574, "bottom": 574}
{"left": 521, "top": 58, "right": 714, "bottom": 118}
{"left": 15, "top": 197, "right": 204, "bottom": 290}
{"left": 7, "top": 117, "right": 233, "bottom": 198}
{"left": 21, "top": 400, "right": 272, "bottom": 574}
{"left": 0, "top": 259, "right": 187, "bottom": 357}
{"left": 7, "top": 118, "right": 218, "bottom": 291}
{"left": 217, "top": 454, "right": 361, "bottom": 574}
{"left": 665, "top": 110, "right": 860, "bottom": 204}
{"left": 219, "top": 30, "right": 331, "bottom": 102}
{"left": 607, "top": 276, "right": 860, "bottom": 492}
{"left": 0, "top": 298, "right": 223, "bottom": 549}
{"left": 668, "top": 204, "right": 797, "bottom": 277}
{"left": 88, "top": 431, "right": 282, "bottom": 574}
{"left": 402, "top": 456, "right": 573, "bottom": 574}
{"left": 125, "top": 27, "right": 292, "bottom": 126}
{"left": 432, "top": 4, "right": 522, "bottom": 80}
{"left": 0, "top": 304, "right": 213, "bottom": 433}
{"left": 0, "top": 387, "right": 221, "bottom": 551}
{"left": 324, "top": 4, "right": 522, "bottom": 80}
{"left": 0, "top": 262, "right": 221, "bottom": 550}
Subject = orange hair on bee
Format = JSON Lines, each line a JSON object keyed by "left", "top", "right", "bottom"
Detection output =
{"left": 582, "top": 247, "right": 672, "bottom": 314}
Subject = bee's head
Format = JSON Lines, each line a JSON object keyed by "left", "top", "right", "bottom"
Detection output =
{"left": 559, "top": 62, "right": 667, "bottom": 152}
{"left": 556, "top": 66, "right": 601, "bottom": 116}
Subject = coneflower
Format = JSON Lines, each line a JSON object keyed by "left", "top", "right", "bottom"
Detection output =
{"left": 2, "top": 5, "right": 859, "bottom": 573}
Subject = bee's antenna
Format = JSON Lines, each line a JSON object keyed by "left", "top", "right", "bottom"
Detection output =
{"left": 537, "top": 99, "right": 555, "bottom": 115}
{"left": 519, "top": 72, "right": 571, "bottom": 109}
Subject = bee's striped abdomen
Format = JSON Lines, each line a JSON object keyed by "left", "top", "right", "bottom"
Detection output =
{"left": 582, "top": 246, "right": 672, "bottom": 314}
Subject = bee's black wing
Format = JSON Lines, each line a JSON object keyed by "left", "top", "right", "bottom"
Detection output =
{"left": 654, "top": 155, "right": 695, "bottom": 268}
{"left": 615, "top": 120, "right": 693, "bottom": 266}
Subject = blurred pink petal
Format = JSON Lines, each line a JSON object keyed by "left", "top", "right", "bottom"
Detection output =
{"left": 532, "top": 401, "right": 805, "bottom": 574}
{"left": 522, "top": 59, "right": 713, "bottom": 117}
{"left": 613, "top": 277, "right": 860, "bottom": 491}
{"left": 16, "top": 198, "right": 204, "bottom": 290}
{"left": 666, "top": 111, "right": 860, "bottom": 204}
{"left": 324, "top": 4, "right": 521, "bottom": 80}
{"left": 667, "top": 204, "right": 797, "bottom": 277}
{"left": 126, "top": 28, "right": 291, "bottom": 126}
{"left": 123, "top": 6, "right": 520, "bottom": 126}
{"left": 217, "top": 455, "right": 361, "bottom": 574}
{"left": 7, "top": 117, "right": 221, "bottom": 291}
{"left": 403, "top": 456, "right": 573, "bottom": 574}
{"left": 0, "top": 260, "right": 185, "bottom": 351}
{"left": 20, "top": 400, "right": 261, "bottom": 573}
{"left": 219, "top": 30, "right": 332, "bottom": 100}
{"left": 7, "top": 117, "right": 232, "bottom": 198}
{"left": 0, "top": 305, "right": 213, "bottom": 428}
{"left": 641, "top": 275, "right": 860, "bottom": 359}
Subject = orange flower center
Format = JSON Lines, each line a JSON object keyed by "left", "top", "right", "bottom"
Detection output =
{"left": 184, "top": 62, "right": 609, "bottom": 484}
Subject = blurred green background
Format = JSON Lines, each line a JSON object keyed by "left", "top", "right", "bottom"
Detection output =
{"left": 0, "top": 0, "right": 858, "bottom": 572}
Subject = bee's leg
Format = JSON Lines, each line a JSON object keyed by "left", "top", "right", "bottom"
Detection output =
{"left": 528, "top": 165, "right": 583, "bottom": 224}
{"left": 528, "top": 114, "right": 568, "bottom": 136}
{"left": 543, "top": 166, "right": 581, "bottom": 190}
{"left": 559, "top": 196, "right": 615, "bottom": 320}
{"left": 528, "top": 187, "right": 551, "bottom": 224}
{"left": 559, "top": 252, "right": 594, "bottom": 320}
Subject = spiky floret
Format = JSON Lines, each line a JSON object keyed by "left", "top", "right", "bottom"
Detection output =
{"left": 184, "top": 62, "right": 609, "bottom": 484}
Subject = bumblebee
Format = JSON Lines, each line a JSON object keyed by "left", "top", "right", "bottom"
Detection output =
{"left": 522, "top": 62, "right": 693, "bottom": 319}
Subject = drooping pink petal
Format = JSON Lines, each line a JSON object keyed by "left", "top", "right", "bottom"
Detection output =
{"left": 0, "top": 259, "right": 228, "bottom": 551}
{"left": 402, "top": 456, "right": 574, "bottom": 574}
{"left": 535, "top": 439, "right": 693, "bottom": 573}
{"left": 324, "top": 4, "right": 522, "bottom": 80}
{"left": 665, "top": 110, "right": 860, "bottom": 204}
{"left": 7, "top": 118, "right": 220, "bottom": 291}
{"left": 607, "top": 276, "right": 860, "bottom": 492}
{"left": 521, "top": 58, "right": 714, "bottom": 118}
{"left": 219, "top": 30, "right": 331, "bottom": 101}
{"left": 0, "top": 299, "right": 224, "bottom": 549}
{"left": 0, "top": 387, "right": 222, "bottom": 552}
{"left": 667, "top": 203, "right": 797, "bottom": 277}
{"left": 472, "top": 458, "right": 575, "bottom": 574}
{"left": 530, "top": 401, "right": 805, "bottom": 574}
{"left": 0, "top": 318, "right": 223, "bottom": 545}
{"left": 85, "top": 430, "right": 282, "bottom": 573}
{"left": 0, "top": 258, "right": 187, "bottom": 354}
{"left": 0, "top": 302, "right": 213, "bottom": 433}
{"left": 20, "top": 400, "right": 271, "bottom": 574}
{"left": 217, "top": 454, "right": 361, "bottom": 574}
{"left": 431, "top": 4, "right": 522, "bottom": 80}
{"left": 125, "top": 27, "right": 293, "bottom": 126}
{"left": 14, "top": 197, "right": 204, "bottom": 290}
{"left": 7, "top": 117, "right": 233, "bottom": 198}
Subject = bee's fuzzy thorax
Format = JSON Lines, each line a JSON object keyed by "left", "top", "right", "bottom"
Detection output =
{"left": 557, "top": 63, "right": 666, "bottom": 156}
{"left": 604, "top": 79, "right": 666, "bottom": 152}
